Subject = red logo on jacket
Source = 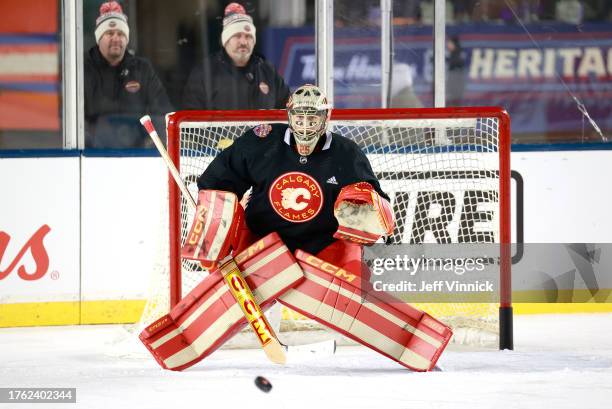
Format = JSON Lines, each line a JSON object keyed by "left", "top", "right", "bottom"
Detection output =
{"left": 0, "top": 225, "right": 51, "bottom": 281}
{"left": 254, "top": 124, "right": 272, "bottom": 137}
{"left": 259, "top": 82, "right": 270, "bottom": 95}
{"left": 125, "top": 81, "right": 141, "bottom": 93}
{"left": 269, "top": 172, "right": 323, "bottom": 223}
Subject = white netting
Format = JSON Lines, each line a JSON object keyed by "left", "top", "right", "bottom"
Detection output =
{"left": 141, "top": 111, "right": 507, "bottom": 348}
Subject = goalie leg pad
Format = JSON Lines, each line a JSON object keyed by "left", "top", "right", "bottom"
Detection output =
{"left": 140, "top": 233, "right": 304, "bottom": 371}
{"left": 278, "top": 250, "right": 452, "bottom": 372}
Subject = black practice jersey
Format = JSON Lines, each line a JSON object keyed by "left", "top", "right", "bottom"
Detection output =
{"left": 197, "top": 123, "right": 388, "bottom": 254}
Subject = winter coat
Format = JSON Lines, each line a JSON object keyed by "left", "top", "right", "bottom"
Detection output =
{"left": 84, "top": 46, "right": 172, "bottom": 148}
{"left": 182, "top": 50, "right": 290, "bottom": 110}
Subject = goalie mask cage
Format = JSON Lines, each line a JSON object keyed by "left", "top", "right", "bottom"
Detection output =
{"left": 153, "top": 107, "right": 512, "bottom": 350}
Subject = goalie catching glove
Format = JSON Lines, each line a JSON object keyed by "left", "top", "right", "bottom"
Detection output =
{"left": 181, "top": 190, "right": 244, "bottom": 269}
{"left": 333, "top": 182, "right": 394, "bottom": 244}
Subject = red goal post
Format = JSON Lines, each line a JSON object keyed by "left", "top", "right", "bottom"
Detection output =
{"left": 164, "top": 107, "right": 512, "bottom": 350}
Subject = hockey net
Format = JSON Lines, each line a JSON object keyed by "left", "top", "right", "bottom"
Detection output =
{"left": 141, "top": 107, "right": 512, "bottom": 349}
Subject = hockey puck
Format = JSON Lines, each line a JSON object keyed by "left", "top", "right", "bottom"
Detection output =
{"left": 254, "top": 376, "right": 272, "bottom": 393}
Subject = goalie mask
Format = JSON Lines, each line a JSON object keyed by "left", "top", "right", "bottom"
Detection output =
{"left": 287, "top": 84, "right": 331, "bottom": 156}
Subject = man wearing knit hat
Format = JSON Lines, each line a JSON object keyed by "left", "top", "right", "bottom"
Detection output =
{"left": 84, "top": 1, "right": 171, "bottom": 148}
{"left": 182, "top": 3, "right": 290, "bottom": 110}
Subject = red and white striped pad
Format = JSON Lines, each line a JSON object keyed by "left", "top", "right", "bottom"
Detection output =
{"left": 181, "top": 190, "right": 244, "bottom": 268}
{"left": 278, "top": 250, "right": 453, "bottom": 371}
{"left": 140, "top": 233, "right": 304, "bottom": 371}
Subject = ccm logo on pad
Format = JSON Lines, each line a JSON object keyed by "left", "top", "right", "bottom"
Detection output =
{"left": 269, "top": 172, "right": 323, "bottom": 223}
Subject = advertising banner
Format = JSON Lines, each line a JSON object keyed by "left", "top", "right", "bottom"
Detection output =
{"left": 263, "top": 23, "right": 612, "bottom": 137}
{"left": 0, "top": 158, "right": 80, "bottom": 307}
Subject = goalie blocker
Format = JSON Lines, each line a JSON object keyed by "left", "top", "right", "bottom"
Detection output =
{"left": 181, "top": 190, "right": 245, "bottom": 269}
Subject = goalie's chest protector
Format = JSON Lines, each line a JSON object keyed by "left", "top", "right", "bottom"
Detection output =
{"left": 241, "top": 124, "right": 380, "bottom": 254}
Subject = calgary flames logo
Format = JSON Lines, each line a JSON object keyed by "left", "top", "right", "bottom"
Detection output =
{"left": 269, "top": 172, "right": 323, "bottom": 223}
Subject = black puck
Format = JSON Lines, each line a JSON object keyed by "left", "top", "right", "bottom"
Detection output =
{"left": 254, "top": 376, "right": 272, "bottom": 393}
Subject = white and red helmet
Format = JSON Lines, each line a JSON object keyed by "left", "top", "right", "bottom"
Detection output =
{"left": 286, "top": 84, "right": 332, "bottom": 156}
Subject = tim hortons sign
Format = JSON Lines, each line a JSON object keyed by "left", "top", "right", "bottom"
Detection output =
{"left": 0, "top": 225, "right": 51, "bottom": 280}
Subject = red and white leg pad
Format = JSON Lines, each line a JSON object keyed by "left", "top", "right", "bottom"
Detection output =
{"left": 278, "top": 250, "right": 453, "bottom": 372}
{"left": 139, "top": 233, "right": 304, "bottom": 371}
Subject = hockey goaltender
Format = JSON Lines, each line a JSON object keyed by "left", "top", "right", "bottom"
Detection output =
{"left": 139, "top": 85, "right": 453, "bottom": 372}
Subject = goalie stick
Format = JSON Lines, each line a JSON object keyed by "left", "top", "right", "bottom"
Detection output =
{"left": 139, "top": 115, "right": 335, "bottom": 362}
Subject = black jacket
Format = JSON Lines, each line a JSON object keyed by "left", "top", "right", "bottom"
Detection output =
{"left": 182, "top": 50, "right": 290, "bottom": 110}
{"left": 84, "top": 46, "right": 172, "bottom": 148}
{"left": 197, "top": 124, "right": 388, "bottom": 254}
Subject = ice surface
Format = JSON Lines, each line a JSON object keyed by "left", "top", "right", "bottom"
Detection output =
{"left": 1, "top": 313, "right": 611, "bottom": 409}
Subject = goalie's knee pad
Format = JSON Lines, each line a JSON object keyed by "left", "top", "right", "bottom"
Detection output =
{"left": 278, "top": 250, "right": 452, "bottom": 371}
{"left": 140, "top": 233, "right": 304, "bottom": 371}
{"left": 316, "top": 239, "right": 370, "bottom": 280}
